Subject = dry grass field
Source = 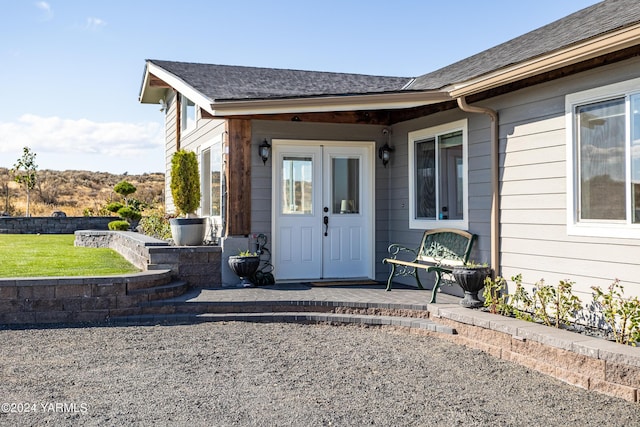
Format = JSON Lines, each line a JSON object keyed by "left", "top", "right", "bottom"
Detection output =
{"left": 0, "top": 168, "right": 165, "bottom": 217}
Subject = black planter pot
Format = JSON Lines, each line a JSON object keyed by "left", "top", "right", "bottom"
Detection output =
{"left": 452, "top": 266, "right": 491, "bottom": 308}
{"left": 228, "top": 256, "right": 260, "bottom": 287}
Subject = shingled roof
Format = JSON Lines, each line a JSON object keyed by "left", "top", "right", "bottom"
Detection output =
{"left": 143, "top": 0, "right": 640, "bottom": 106}
{"left": 148, "top": 60, "right": 412, "bottom": 102}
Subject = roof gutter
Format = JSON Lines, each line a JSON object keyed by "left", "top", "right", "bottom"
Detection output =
{"left": 208, "top": 91, "right": 451, "bottom": 116}
{"left": 457, "top": 96, "right": 499, "bottom": 276}
{"left": 448, "top": 23, "right": 640, "bottom": 98}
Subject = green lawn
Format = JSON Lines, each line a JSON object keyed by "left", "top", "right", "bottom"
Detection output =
{"left": 0, "top": 234, "right": 140, "bottom": 277}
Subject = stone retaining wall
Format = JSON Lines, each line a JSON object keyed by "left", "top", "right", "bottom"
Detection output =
{"left": 0, "top": 271, "right": 173, "bottom": 324}
{"left": 74, "top": 230, "right": 222, "bottom": 288}
{"left": 429, "top": 303, "right": 640, "bottom": 403}
{"left": 0, "top": 216, "right": 113, "bottom": 234}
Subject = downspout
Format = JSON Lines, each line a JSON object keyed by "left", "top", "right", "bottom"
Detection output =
{"left": 456, "top": 96, "right": 500, "bottom": 276}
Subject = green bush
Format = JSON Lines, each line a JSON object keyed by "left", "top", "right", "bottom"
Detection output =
{"left": 117, "top": 206, "right": 142, "bottom": 222}
{"left": 113, "top": 180, "right": 136, "bottom": 200}
{"left": 139, "top": 214, "right": 172, "bottom": 240}
{"left": 106, "top": 202, "right": 124, "bottom": 213}
{"left": 108, "top": 220, "right": 131, "bottom": 231}
{"left": 592, "top": 280, "right": 640, "bottom": 346}
{"left": 170, "top": 149, "right": 200, "bottom": 216}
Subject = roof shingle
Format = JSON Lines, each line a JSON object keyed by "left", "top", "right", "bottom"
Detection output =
{"left": 149, "top": 60, "right": 412, "bottom": 102}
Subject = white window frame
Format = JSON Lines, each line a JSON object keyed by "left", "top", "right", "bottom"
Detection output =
{"left": 181, "top": 94, "right": 197, "bottom": 135}
{"left": 566, "top": 76, "right": 640, "bottom": 239}
{"left": 198, "top": 135, "right": 224, "bottom": 225}
{"left": 408, "top": 119, "right": 468, "bottom": 230}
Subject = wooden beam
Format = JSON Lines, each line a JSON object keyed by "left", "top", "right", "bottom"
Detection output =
{"left": 225, "top": 118, "right": 252, "bottom": 236}
{"left": 148, "top": 73, "right": 171, "bottom": 88}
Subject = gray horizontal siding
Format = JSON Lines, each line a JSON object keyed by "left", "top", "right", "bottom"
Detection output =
{"left": 494, "top": 57, "right": 640, "bottom": 299}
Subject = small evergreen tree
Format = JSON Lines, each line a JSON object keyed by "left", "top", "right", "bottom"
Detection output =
{"left": 170, "top": 150, "right": 200, "bottom": 216}
{"left": 107, "top": 180, "right": 142, "bottom": 229}
{"left": 11, "top": 147, "right": 38, "bottom": 217}
{"left": 113, "top": 180, "right": 137, "bottom": 206}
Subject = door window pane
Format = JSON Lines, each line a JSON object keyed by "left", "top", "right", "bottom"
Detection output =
{"left": 282, "top": 157, "right": 312, "bottom": 214}
{"left": 332, "top": 158, "right": 360, "bottom": 214}
{"left": 577, "top": 98, "right": 625, "bottom": 221}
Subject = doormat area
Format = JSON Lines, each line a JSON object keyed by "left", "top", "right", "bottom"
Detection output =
{"left": 310, "top": 280, "right": 380, "bottom": 287}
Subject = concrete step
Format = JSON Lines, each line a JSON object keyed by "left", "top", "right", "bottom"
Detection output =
{"left": 127, "top": 280, "right": 189, "bottom": 301}
{"left": 136, "top": 299, "right": 431, "bottom": 319}
{"left": 106, "top": 311, "right": 457, "bottom": 334}
{"left": 126, "top": 270, "right": 173, "bottom": 291}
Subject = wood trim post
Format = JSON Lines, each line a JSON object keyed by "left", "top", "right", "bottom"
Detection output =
{"left": 225, "top": 119, "right": 252, "bottom": 235}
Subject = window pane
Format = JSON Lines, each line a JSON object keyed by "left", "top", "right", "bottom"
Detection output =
{"left": 332, "top": 158, "right": 359, "bottom": 214}
{"left": 577, "top": 98, "right": 625, "bottom": 221}
{"left": 631, "top": 94, "right": 640, "bottom": 223}
{"left": 201, "top": 150, "right": 211, "bottom": 216}
{"left": 211, "top": 144, "right": 222, "bottom": 216}
{"left": 181, "top": 95, "right": 196, "bottom": 131}
{"left": 282, "top": 157, "right": 313, "bottom": 214}
{"left": 415, "top": 138, "right": 436, "bottom": 219}
{"left": 438, "top": 131, "right": 463, "bottom": 220}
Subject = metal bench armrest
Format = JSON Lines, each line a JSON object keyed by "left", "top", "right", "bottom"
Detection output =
{"left": 386, "top": 244, "right": 418, "bottom": 263}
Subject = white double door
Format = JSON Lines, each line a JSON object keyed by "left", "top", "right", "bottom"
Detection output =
{"left": 272, "top": 140, "right": 374, "bottom": 281}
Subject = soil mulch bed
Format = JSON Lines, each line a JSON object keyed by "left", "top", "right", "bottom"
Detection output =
{"left": 1, "top": 322, "right": 639, "bottom": 426}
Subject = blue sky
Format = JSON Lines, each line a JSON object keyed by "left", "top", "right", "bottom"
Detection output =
{"left": 0, "top": 0, "right": 600, "bottom": 174}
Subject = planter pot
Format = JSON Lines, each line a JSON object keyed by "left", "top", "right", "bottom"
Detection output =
{"left": 169, "top": 218, "right": 206, "bottom": 246}
{"left": 452, "top": 266, "right": 491, "bottom": 308}
{"left": 228, "top": 256, "right": 260, "bottom": 287}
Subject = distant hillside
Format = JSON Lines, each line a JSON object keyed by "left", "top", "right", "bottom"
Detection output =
{"left": 0, "top": 168, "right": 165, "bottom": 217}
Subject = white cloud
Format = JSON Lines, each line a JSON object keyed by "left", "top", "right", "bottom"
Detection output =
{"left": 0, "top": 114, "right": 164, "bottom": 173}
{"left": 35, "top": 1, "right": 53, "bottom": 21}
{"left": 85, "top": 17, "right": 107, "bottom": 31}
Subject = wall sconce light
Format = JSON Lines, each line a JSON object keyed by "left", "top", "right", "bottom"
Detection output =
{"left": 259, "top": 138, "right": 271, "bottom": 165}
{"left": 379, "top": 128, "right": 394, "bottom": 168}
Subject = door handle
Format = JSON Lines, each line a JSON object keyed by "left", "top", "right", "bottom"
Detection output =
{"left": 323, "top": 215, "right": 329, "bottom": 236}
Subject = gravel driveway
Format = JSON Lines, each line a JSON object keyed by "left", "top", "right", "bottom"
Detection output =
{"left": 1, "top": 322, "right": 639, "bottom": 426}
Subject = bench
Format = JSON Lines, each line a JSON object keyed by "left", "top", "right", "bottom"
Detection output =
{"left": 382, "top": 229, "right": 477, "bottom": 303}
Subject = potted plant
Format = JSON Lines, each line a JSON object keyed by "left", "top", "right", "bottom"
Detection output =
{"left": 452, "top": 262, "right": 491, "bottom": 308}
{"left": 228, "top": 250, "right": 260, "bottom": 287}
{"left": 169, "top": 149, "right": 206, "bottom": 245}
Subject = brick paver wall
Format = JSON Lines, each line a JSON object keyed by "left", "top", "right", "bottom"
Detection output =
{"left": 0, "top": 217, "right": 113, "bottom": 234}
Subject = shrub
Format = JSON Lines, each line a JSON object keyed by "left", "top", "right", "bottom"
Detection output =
{"left": 482, "top": 275, "right": 510, "bottom": 315}
{"left": 532, "top": 279, "right": 582, "bottom": 328}
{"left": 117, "top": 206, "right": 142, "bottom": 222}
{"left": 113, "top": 180, "right": 136, "bottom": 202}
{"left": 483, "top": 275, "right": 581, "bottom": 329}
{"left": 139, "top": 214, "right": 172, "bottom": 240}
{"left": 108, "top": 220, "right": 131, "bottom": 231}
{"left": 170, "top": 150, "right": 200, "bottom": 216}
{"left": 592, "top": 280, "right": 640, "bottom": 346}
{"left": 106, "top": 202, "right": 124, "bottom": 213}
